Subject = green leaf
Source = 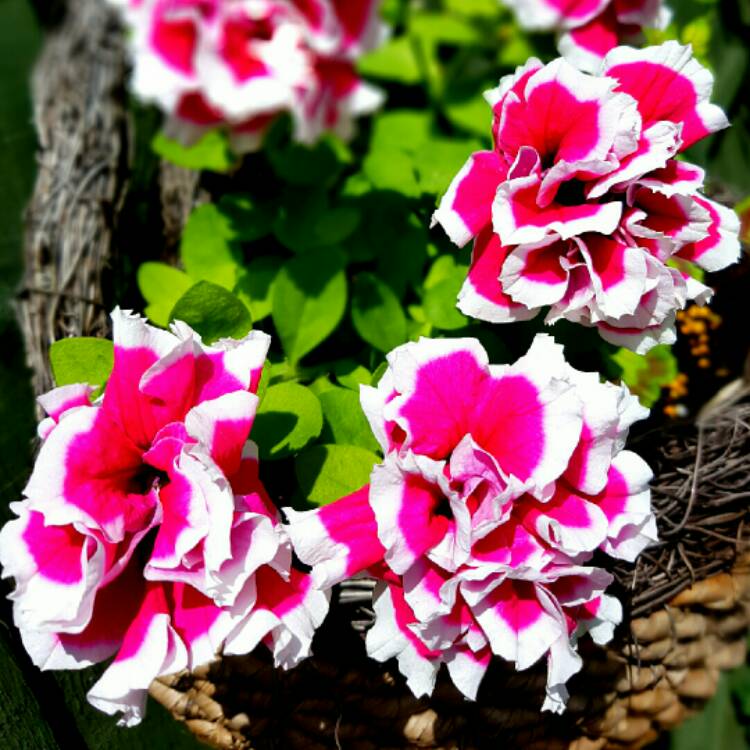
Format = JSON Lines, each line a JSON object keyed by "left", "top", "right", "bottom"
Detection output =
{"left": 272, "top": 248, "right": 348, "bottom": 365}
{"left": 347, "top": 196, "right": 429, "bottom": 296}
{"left": 681, "top": 15, "right": 713, "bottom": 66}
{"left": 273, "top": 190, "right": 361, "bottom": 252}
{"left": 362, "top": 149, "right": 420, "bottom": 198}
{"left": 180, "top": 204, "right": 241, "bottom": 289}
{"left": 413, "top": 137, "right": 482, "bottom": 195}
{"left": 409, "top": 12, "right": 481, "bottom": 46}
{"left": 671, "top": 673, "right": 746, "bottom": 750}
{"left": 497, "top": 25, "right": 537, "bottom": 66}
{"left": 422, "top": 258, "right": 469, "bottom": 330}
{"left": 253, "top": 382, "right": 323, "bottom": 460}
{"left": 612, "top": 345, "right": 679, "bottom": 408}
{"left": 443, "top": 90, "right": 493, "bottom": 139}
{"left": 332, "top": 359, "right": 372, "bottom": 390}
{"left": 730, "top": 662, "right": 750, "bottom": 720}
{"left": 137, "top": 262, "right": 193, "bottom": 327}
{"left": 371, "top": 110, "right": 432, "bottom": 153}
{"left": 357, "top": 36, "right": 422, "bottom": 83}
{"left": 443, "top": 0, "right": 501, "bottom": 18}
{"left": 309, "top": 374, "right": 337, "bottom": 395}
{"left": 340, "top": 171, "right": 373, "bottom": 198}
{"left": 268, "top": 135, "right": 351, "bottom": 186}
{"left": 318, "top": 387, "right": 380, "bottom": 452}
{"left": 424, "top": 254, "right": 463, "bottom": 289}
{"left": 233, "top": 256, "right": 282, "bottom": 323}
{"left": 217, "top": 193, "right": 275, "bottom": 242}
{"left": 152, "top": 129, "right": 236, "bottom": 173}
{"left": 255, "top": 361, "right": 273, "bottom": 404}
{"left": 50, "top": 337, "right": 114, "bottom": 388}
{"left": 351, "top": 272, "right": 408, "bottom": 352}
{"left": 170, "top": 281, "right": 252, "bottom": 344}
{"left": 313, "top": 206, "right": 363, "bottom": 246}
{"left": 667, "top": 256, "right": 705, "bottom": 282}
{"left": 295, "top": 444, "right": 379, "bottom": 505}
{"left": 371, "top": 361, "right": 389, "bottom": 386}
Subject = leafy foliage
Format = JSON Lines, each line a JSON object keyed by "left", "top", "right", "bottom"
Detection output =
{"left": 50, "top": 338, "right": 114, "bottom": 389}
{"left": 253, "top": 382, "right": 323, "bottom": 460}
{"left": 272, "top": 248, "right": 348, "bottom": 366}
{"left": 170, "top": 281, "right": 253, "bottom": 343}
{"left": 295, "top": 444, "right": 380, "bottom": 505}
{"left": 152, "top": 130, "right": 237, "bottom": 173}
{"left": 612, "top": 346, "right": 679, "bottom": 408}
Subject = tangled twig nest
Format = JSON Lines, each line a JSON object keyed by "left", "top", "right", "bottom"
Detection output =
{"left": 615, "top": 403, "right": 750, "bottom": 617}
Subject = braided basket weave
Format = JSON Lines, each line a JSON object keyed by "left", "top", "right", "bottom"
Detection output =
{"left": 144, "top": 405, "right": 750, "bottom": 750}
{"left": 18, "top": 1, "right": 750, "bottom": 749}
{"left": 147, "top": 556, "right": 750, "bottom": 750}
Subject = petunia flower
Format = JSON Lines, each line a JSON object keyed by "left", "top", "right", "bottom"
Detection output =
{"left": 433, "top": 43, "right": 740, "bottom": 354}
{"left": 0, "top": 310, "right": 328, "bottom": 725}
{"left": 110, "top": 0, "right": 387, "bottom": 152}
{"left": 502, "top": 0, "right": 671, "bottom": 72}
{"left": 286, "top": 334, "right": 656, "bottom": 711}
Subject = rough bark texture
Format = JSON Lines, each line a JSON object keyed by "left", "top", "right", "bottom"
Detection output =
{"left": 18, "top": 0, "right": 130, "bottom": 398}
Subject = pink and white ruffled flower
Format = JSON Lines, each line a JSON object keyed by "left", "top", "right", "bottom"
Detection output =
{"left": 0, "top": 310, "right": 328, "bottom": 725}
{"left": 502, "top": 0, "right": 671, "bottom": 72}
{"left": 433, "top": 42, "right": 740, "bottom": 354}
{"left": 286, "top": 334, "right": 657, "bottom": 711}
{"left": 111, "top": 0, "right": 387, "bottom": 152}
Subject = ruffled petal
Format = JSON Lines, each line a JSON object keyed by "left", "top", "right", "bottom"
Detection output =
{"left": 366, "top": 583, "right": 441, "bottom": 698}
{"left": 676, "top": 195, "right": 741, "bottom": 273}
{"left": 1, "top": 510, "right": 114, "bottom": 641}
{"left": 383, "top": 337, "right": 491, "bottom": 460}
{"left": 594, "top": 449, "right": 656, "bottom": 561}
{"left": 23, "top": 407, "right": 156, "bottom": 543}
{"left": 473, "top": 580, "right": 564, "bottom": 670}
{"left": 471, "top": 334, "right": 583, "bottom": 496}
{"left": 558, "top": 6, "right": 620, "bottom": 73}
{"left": 602, "top": 41, "right": 729, "bottom": 150}
{"left": 500, "top": 236, "right": 572, "bottom": 308}
{"left": 87, "top": 582, "right": 189, "bottom": 727}
{"left": 433, "top": 151, "right": 507, "bottom": 247}
{"left": 284, "top": 485, "right": 385, "bottom": 589}
{"left": 458, "top": 228, "right": 542, "bottom": 324}
{"left": 370, "top": 454, "right": 456, "bottom": 575}
{"left": 519, "top": 485, "right": 610, "bottom": 556}
{"left": 494, "top": 170, "right": 623, "bottom": 246}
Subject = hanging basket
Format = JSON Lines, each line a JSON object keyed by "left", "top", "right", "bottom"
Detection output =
{"left": 145, "top": 406, "right": 750, "bottom": 750}
{"left": 17, "top": 2, "right": 750, "bottom": 749}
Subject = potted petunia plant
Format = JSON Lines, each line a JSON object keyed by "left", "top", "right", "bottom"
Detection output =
{"left": 3, "top": 0, "right": 750, "bottom": 748}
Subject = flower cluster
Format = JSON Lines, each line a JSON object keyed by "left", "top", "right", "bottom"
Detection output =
{"left": 502, "top": 0, "right": 671, "bottom": 72}
{"left": 0, "top": 310, "right": 327, "bottom": 725}
{"left": 109, "top": 0, "right": 387, "bottom": 151}
{"left": 434, "top": 42, "right": 740, "bottom": 354}
{"left": 287, "top": 335, "right": 656, "bottom": 710}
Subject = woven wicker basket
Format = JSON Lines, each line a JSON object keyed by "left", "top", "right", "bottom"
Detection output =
{"left": 143, "top": 407, "right": 750, "bottom": 750}
{"left": 18, "top": 2, "right": 750, "bottom": 749}
{"left": 147, "top": 556, "right": 750, "bottom": 750}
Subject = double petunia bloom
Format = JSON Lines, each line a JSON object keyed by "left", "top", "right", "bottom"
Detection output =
{"left": 287, "top": 334, "right": 656, "bottom": 711}
{"left": 109, "top": 0, "right": 387, "bottom": 151}
{"left": 1, "top": 317, "right": 656, "bottom": 721}
{"left": 502, "top": 0, "right": 671, "bottom": 72}
{"left": 0, "top": 310, "right": 327, "bottom": 725}
{"left": 434, "top": 42, "right": 740, "bottom": 353}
